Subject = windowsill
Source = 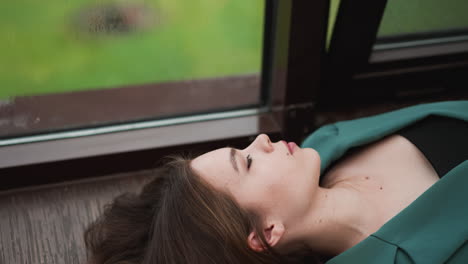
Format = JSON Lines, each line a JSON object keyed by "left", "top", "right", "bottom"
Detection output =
{"left": 0, "top": 111, "right": 280, "bottom": 191}
{"left": 0, "top": 111, "right": 279, "bottom": 169}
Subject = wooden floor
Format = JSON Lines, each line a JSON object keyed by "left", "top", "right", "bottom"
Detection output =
{"left": 0, "top": 170, "right": 154, "bottom": 264}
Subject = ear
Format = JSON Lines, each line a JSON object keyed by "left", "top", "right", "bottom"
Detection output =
{"left": 247, "top": 221, "right": 285, "bottom": 252}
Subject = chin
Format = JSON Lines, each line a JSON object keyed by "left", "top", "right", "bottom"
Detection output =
{"left": 303, "top": 148, "right": 320, "bottom": 165}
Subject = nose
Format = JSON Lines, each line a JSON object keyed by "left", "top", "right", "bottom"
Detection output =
{"left": 249, "top": 134, "right": 274, "bottom": 153}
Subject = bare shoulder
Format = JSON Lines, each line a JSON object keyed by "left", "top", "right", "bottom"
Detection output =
{"left": 321, "top": 134, "right": 438, "bottom": 186}
{"left": 321, "top": 133, "right": 440, "bottom": 231}
{"left": 320, "top": 134, "right": 404, "bottom": 187}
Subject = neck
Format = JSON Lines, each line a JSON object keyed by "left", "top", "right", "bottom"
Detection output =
{"left": 294, "top": 186, "right": 377, "bottom": 256}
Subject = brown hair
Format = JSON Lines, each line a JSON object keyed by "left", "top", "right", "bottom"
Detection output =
{"left": 84, "top": 156, "right": 320, "bottom": 264}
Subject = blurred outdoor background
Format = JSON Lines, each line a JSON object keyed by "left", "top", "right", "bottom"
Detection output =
{"left": 0, "top": 0, "right": 264, "bottom": 99}
{"left": 1, "top": 0, "right": 468, "bottom": 99}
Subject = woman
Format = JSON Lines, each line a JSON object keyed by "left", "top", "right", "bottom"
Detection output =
{"left": 84, "top": 100, "right": 468, "bottom": 264}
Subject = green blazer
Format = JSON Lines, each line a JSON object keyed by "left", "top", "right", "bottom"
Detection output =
{"left": 301, "top": 100, "right": 468, "bottom": 264}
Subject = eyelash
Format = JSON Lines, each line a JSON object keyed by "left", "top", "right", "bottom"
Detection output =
{"left": 246, "top": 154, "right": 253, "bottom": 170}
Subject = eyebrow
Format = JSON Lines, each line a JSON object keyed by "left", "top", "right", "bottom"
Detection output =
{"left": 230, "top": 148, "right": 239, "bottom": 173}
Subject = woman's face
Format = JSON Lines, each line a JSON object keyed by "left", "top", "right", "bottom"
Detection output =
{"left": 191, "top": 134, "right": 321, "bottom": 225}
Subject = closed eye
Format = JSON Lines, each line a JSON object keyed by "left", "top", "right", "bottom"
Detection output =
{"left": 246, "top": 154, "right": 253, "bottom": 170}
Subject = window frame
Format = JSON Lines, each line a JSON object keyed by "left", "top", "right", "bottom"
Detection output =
{"left": 322, "top": 0, "right": 468, "bottom": 109}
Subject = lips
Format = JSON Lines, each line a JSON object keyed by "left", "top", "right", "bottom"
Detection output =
{"left": 288, "top": 142, "right": 297, "bottom": 154}
{"left": 282, "top": 140, "right": 297, "bottom": 154}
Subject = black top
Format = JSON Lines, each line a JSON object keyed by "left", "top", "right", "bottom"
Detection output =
{"left": 398, "top": 115, "right": 468, "bottom": 178}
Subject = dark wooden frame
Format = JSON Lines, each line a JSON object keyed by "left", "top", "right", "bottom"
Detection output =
{"left": 321, "top": 0, "right": 468, "bottom": 109}
{"left": 278, "top": 1, "right": 328, "bottom": 141}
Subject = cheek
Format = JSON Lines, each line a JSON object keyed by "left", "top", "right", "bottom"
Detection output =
{"left": 256, "top": 169, "right": 295, "bottom": 207}
{"left": 235, "top": 171, "right": 283, "bottom": 213}
{"left": 236, "top": 155, "right": 313, "bottom": 213}
{"left": 263, "top": 171, "right": 312, "bottom": 220}
{"left": 242, "top": 151, "right": 319, "bottom": 218}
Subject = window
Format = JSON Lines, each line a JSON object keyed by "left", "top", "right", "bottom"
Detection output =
{"left": 377, "top": 0, "right": 468, "bottom": 38}
{"left": 323, "top": 0, "right": 468, "bottom": 107}
{"left": 1, "top": 1, "right": 327, "bottom": 190}
{"left": 374, "top": 0, "right": 468, "bottom": 61}
{"left": 0, "top": 0, "right": 265, "bottom": 139}
{"left": 328, "top": 0, "right": 468, "bottom": 49}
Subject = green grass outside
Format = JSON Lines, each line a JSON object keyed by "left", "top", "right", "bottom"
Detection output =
{"left": 0, "top": 0, "right": 264, "bottom": 99}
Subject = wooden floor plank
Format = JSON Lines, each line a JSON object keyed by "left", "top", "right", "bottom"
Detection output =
{"left": 0, "top": 170, "right": 153, "bottom": 264}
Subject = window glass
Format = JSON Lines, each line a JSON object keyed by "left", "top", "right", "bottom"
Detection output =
{"left": 327, "top": 0, "right": 468, "bottom": 49}
{"left": 377, "top": 0, "right": 468, "bottom": 39}
{"left": 0, "top": 0, "right": 265, "bottom": 139}
{"left": 326, "top": 0, "right": 340, "bottom": 48}
{"left": 0, "top": 0, "right": 264, "bottom": 98}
